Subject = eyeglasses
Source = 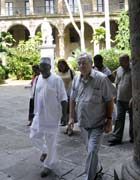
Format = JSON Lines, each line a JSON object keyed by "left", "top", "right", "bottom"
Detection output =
{"left": 78, "top": 61, "right": 89, "bottom": 66}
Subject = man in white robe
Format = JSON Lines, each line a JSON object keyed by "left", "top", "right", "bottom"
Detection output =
{"left": 30, "top": 57, "right": 67, "bottom": 177}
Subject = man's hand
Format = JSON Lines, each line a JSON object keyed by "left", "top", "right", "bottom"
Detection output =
{"left": 104, "top": 118, "right": 112, "bottom": 133}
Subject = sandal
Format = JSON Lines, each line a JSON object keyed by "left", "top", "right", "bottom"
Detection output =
{"left": 64, "top": 126, "right": 73, "bottom": 136}
{"left": 40, "top": 167, "right": 51, "bottom": 177}
{"left": 40, "top": 153, "right": 47, "bottom": 162}
{"left": 67, "top": 128, "right": 73, "bottom": 136}
{"left": 27, "top": 121, "right": 32, "bottom": 126}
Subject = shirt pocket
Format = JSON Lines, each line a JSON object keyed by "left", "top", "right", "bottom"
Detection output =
{"left": 90, "top": 89, "right": 102, "bottom": 104}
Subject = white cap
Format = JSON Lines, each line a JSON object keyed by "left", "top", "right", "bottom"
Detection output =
{"left": 40, "top": 57, "right": 51, "bottom": 65}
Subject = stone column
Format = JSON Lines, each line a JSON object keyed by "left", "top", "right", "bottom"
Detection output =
{"left": 104, "top": 0, "right": 111, "bottom": 49}
{"left": 29, "top": 0, "right": 34, "bottom": 15}
{"left": 125, "top": 0, "right": 128, "bottom": 10}
{"left": 57, "top": 0, "right": 64, "bottom": 14}
{"left": 57, "top": 20, "right": 65, "bottom": 58}
{"left": 29, "top": 20, "right": 36, "bottom": 37}
{"left": 122, "top": 0, "right": 140, "bottom": 179}
{"left": 92, "top": 24, "right": 100, "bottom": 55}
{"left": 58, "top": 34, "right": 65, "bottom": 58}
{"left": 1, "top": 0, "right": 5, "bottom": 16}
{"left": 93, "top": 41, "right": 99, "bottom": 55}
{"left": 92, "top": 0, "right": 97, "bottom": 12}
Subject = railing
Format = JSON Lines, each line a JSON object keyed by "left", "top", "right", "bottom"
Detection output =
{"left": 34, "top": 6, "right": 57, "bottom": 15}
{"left": 63, "top": 3, "right": 93, "bottom": 14}
{"left": 2, "top": 3, "right": 121, "bottom": 17}
{"left": 4, "top": 6, "right": 58, "bottom": 16}
{"left": 3, "top": 3, "right": 94, "bottom": 17}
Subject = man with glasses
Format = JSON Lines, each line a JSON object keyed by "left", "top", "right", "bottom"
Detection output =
{"left": 68, "top": 52, "right": 116, "bottom": 180}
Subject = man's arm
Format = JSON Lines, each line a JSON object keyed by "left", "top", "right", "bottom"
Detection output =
{"left": 68, "top": 99, "right": 76, "bottom": 128}
{"left": 104, "top": 98, "right": 114, "bottom": 133}
{"left": 61, "top": 100, "right": 68, "bottom": 122}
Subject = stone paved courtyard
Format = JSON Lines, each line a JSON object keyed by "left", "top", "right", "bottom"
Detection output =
{"left": 0, "top": 79, "right": 134, "bottom": 180}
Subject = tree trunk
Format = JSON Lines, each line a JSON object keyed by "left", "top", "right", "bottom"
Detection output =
{"left": 64, "top": 0, "right": 85, "bottom": 52}
{"left": 104, "top": 0, "right": 111, "bottom": 49}
{"left": 122, "top": 1, "right": 140, "bottom": 179}
{"left": 77, "top": 0, "right": 85, "bottom": 51}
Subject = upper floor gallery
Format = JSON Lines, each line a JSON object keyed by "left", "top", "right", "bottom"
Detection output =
{"left": 0, "top": 0, "right": 127, "bottom": 17}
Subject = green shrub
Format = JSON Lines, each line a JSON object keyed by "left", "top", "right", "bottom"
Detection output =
{"left": 66, "top": 48, "right": 93, "bottom": 71}
{"left": 99, "top": 48, "right": 130, "bottom": 71}
{"left": 0, "top": 66, "right": 5, "bottom": 83}
{"left": 7, "top": 56, "right": 32, "bottom": 80}
{"left": 115, "top": 10, "right": 130, "bottom": 50}
{"left": 67, "top": 56, "right": 78, "bottom": 70}
{"left": 6, "top": 35, "right": 40, "bottom": 79}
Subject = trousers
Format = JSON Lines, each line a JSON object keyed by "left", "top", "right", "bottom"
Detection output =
{"left": 30, "top": 129, "right": 58, "bottom": 169}
{"left": 81, "top": 127, "right": 103, "bottom": 180}
{"left": 112, "top": 100, "right": 133, "bottom": 141}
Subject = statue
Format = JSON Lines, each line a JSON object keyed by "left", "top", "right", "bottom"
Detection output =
{"left": 41, "top": 18, "right": 53, "bottom": 45}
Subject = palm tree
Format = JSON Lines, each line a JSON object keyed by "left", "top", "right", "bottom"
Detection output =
{"left": 121, "top": 1, "right": 140, "bottom": 179}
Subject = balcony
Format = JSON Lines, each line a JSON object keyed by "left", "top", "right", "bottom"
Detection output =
{"left": 4, "top": 6, "right": 57, "bottom": 17}
{"left": 2, "top": 3, "right": 121, "bottom": 18}
{"left": 3, "top": 3, "right": 93, "bottom": 17}
{"left": 63, "top": 3, "right": 93, "bottom": 14}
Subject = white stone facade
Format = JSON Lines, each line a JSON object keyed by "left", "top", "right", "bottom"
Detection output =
{"left": 0, "top": 0, "right": 128, "bottom": 58}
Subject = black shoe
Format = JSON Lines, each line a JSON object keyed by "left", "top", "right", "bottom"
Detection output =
{"left": 108, "top": 139, "right": 122, "bottom": 146}
{"left": 27, "top": 121, "right": 32, "bottom": 126}
{"left": 68, "top": 129, "right": 73, "bottom": 136}
{"left": 60, "top": 122, "right": 67, "bottom": 126}
{"left": 64, "top": 127, "right": 73, "bottom": 136}
{"left": 40, "top": 168, "right": 51, "bottom": 178}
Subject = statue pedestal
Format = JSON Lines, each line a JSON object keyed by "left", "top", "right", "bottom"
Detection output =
{"left": 40, "top": 44, "right": 56, "bottom": 72}
{"left": 121, "top": 157, "right": 140, "bottom": 180}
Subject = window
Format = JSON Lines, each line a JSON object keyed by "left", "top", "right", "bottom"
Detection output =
{"left": 45, "top": 0, "right": 54, "bottom": 14}
{"left": 119, "top": 0, "right": 124, "bottom": 9}
{"left": 5, "top": 2, "right": 13, "bottom": 16}
{"left": 25, "top": 1, "right": 30, "bottom": 15}
{"left": 97, "top": 0, "right": 104, "bottom": 12}
{"left": 68, "top": 0, "right": 78, "bottom": 13}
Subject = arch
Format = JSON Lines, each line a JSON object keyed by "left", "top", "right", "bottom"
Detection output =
{"left": 64, "top": 21, "right": 93, "bottom": 57}
{"left": 100, "top": 20, "right": 118, "bottom": 48}
{"left": 7, "top": 24, "right": 30, "bottom": 45}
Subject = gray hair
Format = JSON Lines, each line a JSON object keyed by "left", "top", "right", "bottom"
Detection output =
{"left": 77, "top": 52, "right": 92, "bottom": 64}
